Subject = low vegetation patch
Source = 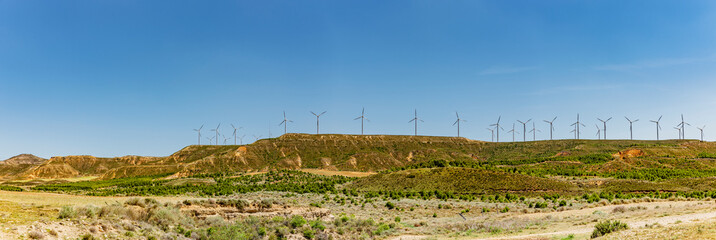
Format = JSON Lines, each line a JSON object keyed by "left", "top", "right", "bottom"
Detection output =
{"left": 592, "top": 220, "right": 628, "bottom": 238}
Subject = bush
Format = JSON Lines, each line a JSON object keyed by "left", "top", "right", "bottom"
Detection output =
{"left": 58, "top": 206, "right": 77, "bottom": 219}
{"left": 394, "top": 216, "right": 401, "bottom": 223}
{"left": 500, "top": 206, "right": 510, "bottom": 213}
{"left": 28, "top": 230, "right": 45, "bottom": 239}
{"left": 591, "top": 220, "right": 628, "bottom": 238}
{"left": 289, "top": 215, "right": 307, "bottom": 228}
{"left": 309, "top": 220, "right": 325, "bottom": 231}
{"left": 385, "top": 201, "right": 395, "bottom": 210}
{"left": 303, "top": 228, "right": 316, "bottom": 239}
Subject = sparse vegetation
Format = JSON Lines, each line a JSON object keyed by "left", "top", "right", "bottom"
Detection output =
{"left": 592, "top": 220, "right": 629, "bottom": 238}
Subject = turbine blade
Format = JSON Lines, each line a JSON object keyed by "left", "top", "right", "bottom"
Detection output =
{"left": 354, "top": 116, "right": 362, "bottom": 120}
{"left": 320, "top": 111, "right": 326, "bottom": 116}
{"left": 552, "top": 116, "right": 557, "bottom": 122}
{"left": 658, "top": 115, "right": 662, "bottom": 121}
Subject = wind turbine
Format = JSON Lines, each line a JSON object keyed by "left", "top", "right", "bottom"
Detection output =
{"left": 517, "top": 119, "right": 531, "bottom": 142}
{"left": 597, "top": 117, "right": 612, "bottom": 139}
{"left": 223, "top": 135, "right": 229, "bottom": 145}
{"left": 310, "top": 111, "right": 327, "bottom": 135}
{"left": 529, "top": 122, "right": 540, "bottom": 141}
{"left": 595, "top": 124, "right": 601, "bottom": 140}
{"left": 279, "top": 111, "right": 292, "bottom": 135}
{"left": 507, "top": 123, "right": 518, "bottom": 142}
{"left": 408, "top": 109, "right": 423, "bottom": 136}
{"left": 674, "top": 126, "right": 682, "bottom": 139}
{"left": 543, "top": 117, "right": 557, "bottom": 140}
{"left": 253, "top": 135, "right": 262, "bottom": 141}
{"left": 698, "top": 125, "right": 706, "bottom": 142}
{"left": 211, "top": 123, "right": 221, "bottom": 145}
{"left": 238, "top": 135, "right": 245, "bottom": 145}
{"left": 193, "top": 124, "right": 203, "bottom": 145}
{"left": 206, "top": 136, "right": 215, "bottom": 145}
{"left": 354, "top": 108, "right": 369, "bottom": 135}
{"left": 677, "top": 114, "right": 690, "bottom": 139}
{"left": 624, "top": 117, "right": 639, "bottom": 140}
{"left": 231, "top": 124, "right": 242, "bottom": 145}
{"left": 570, "top": 128, "right": 577, "bottom": 139}
{"left": 650, "top": 115, "right": 663, "bottom": 140}
{"left": 486, "top": 128, "right": 495, "bottom": 142}
{"left": 453, "top": 112, "right": 466, "bottom": 137}
{"left": 571, "top": 114, "right": 585, "bottom": 139}
{"left": 490, "top": 116, "right": 504, "bottom": 142}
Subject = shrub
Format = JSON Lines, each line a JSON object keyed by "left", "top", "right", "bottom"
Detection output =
{"left": 385, "top": 201, "right": 395, "bottom": 210}
{"left": 500, "top": 206, "right": 510, "bottom": 213}
{"left": 309, "top": 220, "right": 325, "bottom": 231}
{"left": 289, "top": 215, "right": 307, "bottom": 228}
{"left": 58, "top": 206, "right": 77, "bottom": 219}
{"left": 394, "top": 216, "right": 401, "bottom": 223}
{"left": 374, "top": 223, "right": 391, "bottom": 235}
{"left": 303, "top": 228, "right": 316, "bottom": 239}
{"left": 591, "top": 220, "right": 628, "bottom": 238}
{"left": 28, "top": 230, "right": 44, "bottom": 239}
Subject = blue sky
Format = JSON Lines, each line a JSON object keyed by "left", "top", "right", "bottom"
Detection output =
{"left": 2, "top": 1, "right": 716, "bottom": 159}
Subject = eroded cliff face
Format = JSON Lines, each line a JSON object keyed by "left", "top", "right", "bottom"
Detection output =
{"left": 2, "top": 134, "right": 488, "bottom": 180}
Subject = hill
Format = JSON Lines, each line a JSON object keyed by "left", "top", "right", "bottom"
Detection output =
{"left": 4, "top": 134, "right": 716, "bottom": 182}
{"left": 0, "top": 154, "right": 47, "bottom": 178}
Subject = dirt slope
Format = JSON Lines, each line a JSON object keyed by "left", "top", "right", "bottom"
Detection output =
{"left": 3, "top": 134, "right": 716, "bottom": 181}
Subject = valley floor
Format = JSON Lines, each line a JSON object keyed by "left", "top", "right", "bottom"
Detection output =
{"left": 0, "top": 190, "right": 715, "bottom": 239}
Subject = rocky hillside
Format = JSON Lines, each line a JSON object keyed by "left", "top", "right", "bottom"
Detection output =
{"left": 3, "top": 134, "right": 716, "bottom": 181}
{"left": 0, "top": 154, "right": 47, "bottom": 177}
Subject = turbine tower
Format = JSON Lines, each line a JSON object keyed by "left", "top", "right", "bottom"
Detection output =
{"left": 354, "top": 108, "right": 369, "bottom": 135}
{"left": 650, "top": 116, "right": 663, "bottom": 140}
{"left": 543, "top": 117, "right": 557, "bottom": 140}
{"left": 529, "top": 122, "right": 540, "bottom": 141}
{"left": 490, "top": 116, "right": 504, "bottom": 142}
{"left": 310, "top": 111, "right": 327, "bottom": 134}
{"left": 571, "top": 114, "right": 585, "bottom": 139}
{"left": 597, "top": 117, "right": 612, "bottom": 139}
{"left": 231, "top": 124, "right": 242, "bottom": 145}
{"left": 486, "top": 128, "right": 495, "bottom": 142}
{"left": 193, "top": 124, "right": 203, "bottom": 145}
{"left": 507, "top": 123, "right": 518, "bottom": 142}
{"left": 698, "top": 125, "right": 706, "bottom": 142}
{"left": 517, "top": 119, "right": 531, "bottom": 142}
{"left": 595, "top": 124, "right": 601, "bottom": 140}
{"left": 677, "top": 114, "right": 690, "bottom": 139}
{"left": 624, "top": 117, "right": 639, "bottom": 140}
{"left": 674, "top": 126, "right": 682, "bottom": 139}
{"left": 408, "top": 109, "right": 423, "bottom": 136}
{"left": 238, "top": 135, "right": 245, "bottom": 145}
{"left": 279, "top": 111, "right": 292, "bottom": 135}
{"left": 211, "top": 123, "right": 220, "bottom": 145}
{"left": 453, "top": 112, "right": 466, "bottom": 137}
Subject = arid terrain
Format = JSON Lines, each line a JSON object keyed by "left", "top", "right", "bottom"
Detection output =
{"left": 1, "top": 134, "right": 716, "bottom": 239}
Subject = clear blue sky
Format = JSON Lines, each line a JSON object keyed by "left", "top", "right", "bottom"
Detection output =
{"left": 2, "top": 1, "right": 716, "bottom": 159}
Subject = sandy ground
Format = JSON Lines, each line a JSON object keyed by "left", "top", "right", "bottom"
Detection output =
{"left": 0, "top": 190, "right": 198, "bottom": 207}
{"left": 389, "top": 200, "right": 716, "bottom": 240}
